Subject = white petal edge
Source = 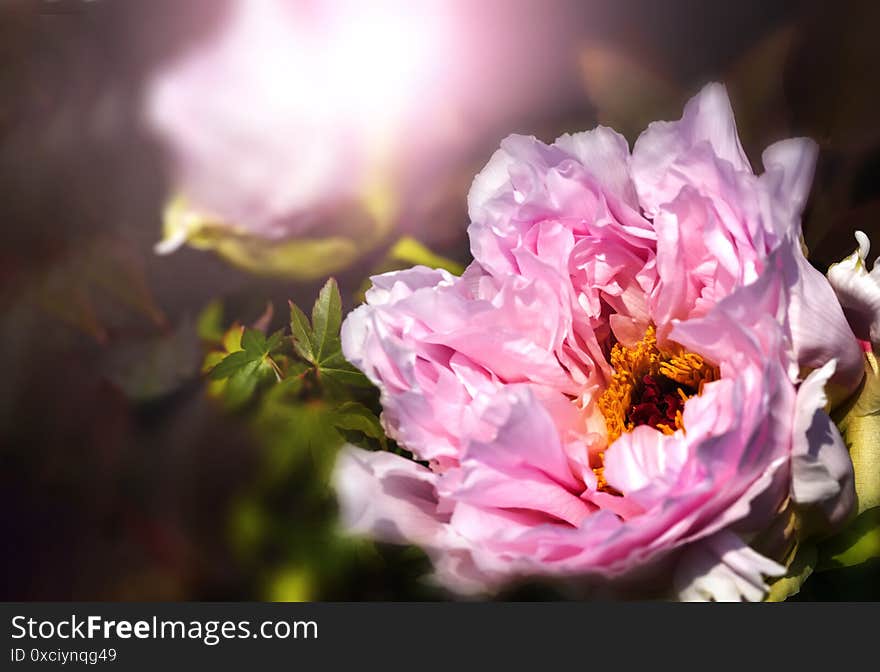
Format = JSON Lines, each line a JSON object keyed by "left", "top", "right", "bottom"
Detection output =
{"left": 674, "top": 531, "right": 785, "bottom": 602}
{"left": 332, "top": 446, "right": 447, "bottom": 546}
{"left": 791, "top": 359, "right": 856, "bottom": 528}
{"left": 827, "top": 231, "right": 880, "bottom": 345}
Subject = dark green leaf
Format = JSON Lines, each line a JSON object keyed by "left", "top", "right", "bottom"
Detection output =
{"left": 317, "top": 337, "right": 343, "bottom": 366}
{"left": 333, "top": 402, "right": 387, "bottom": 450}
{"left": 223, "top": 358, "right": 274, "bottom": 408}
{"left": 223, "top": 359, "right": 262, "bottom": 406}
{"left": 319, "top": 350, "right": 352, "bottom": 368}
{"left": 266, "top": 329, "right": 285, "bottom": 354}
{"left": 241, "top": 328, "right": 268, "bottom": 354}
{"left": 312, "top": 278, "right": 342, "bottom": 363}
{"left": 317, "top": 351, "right": 371, "bottom": 386}
{"left": 209, "top": 350, "right": 255, "bottom": 380}
{"left": 289, "top": 300, "right": 314, "bottom": 361}
{"left": 320, "top": 365, "right": 373, "bottom": 389}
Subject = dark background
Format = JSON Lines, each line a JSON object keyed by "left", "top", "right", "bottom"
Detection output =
{"left": 1, "top": 0, "right": 878, "bottom": 600}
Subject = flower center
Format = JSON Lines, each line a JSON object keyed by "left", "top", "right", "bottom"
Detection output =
{"left": 593, "top": 325, "right": 718, "bottom": 490}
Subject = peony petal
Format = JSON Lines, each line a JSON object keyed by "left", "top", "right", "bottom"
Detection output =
{"left": 670, "top": 244, "right": 790, "bottom": 370}
{"left": 364, "top": 265, "right": 457, "bottom": 306}
{"left": 791, "top": 360, "right": 856, "bottom": 529}
{"left": 333, "top": 446, "right": 448, "bottom": 546}
{"left": 467, "top": 145, "right": 519, "bottom": 222}
{"left": 632, "top": 83, "right": 751, "bottom": 214}
{"left": 454, "top": 385, "right": 586, "bottom": 496}
{"left": 827, "top": 231, "right": 880, "bottom": 345}
{"left": 603, "top": 425, "right": 687, "bottom": 498}
{"left": 759, "top": 138, "right": 818, "bottom": 231}
{"left": 674, "top": 531, "right": 785, "bottom": 602}
{"left": 783, "top": 237, "right": 865, "bottom": 397}
{"left": 553, "top": 126, "right": 638, "bottom": 207}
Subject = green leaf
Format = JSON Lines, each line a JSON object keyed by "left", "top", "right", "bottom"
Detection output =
{"left": 202, "top": 350, "right": 227, "bottom": 373}
{"left": 209, "top": 350, "right": 254, "bottom": 380}
{"left": 766, "top": 544, "right": 817, "bottom": 602}
{"left": 241, "top": 328, "right": 268, "bottom": 355}
{"left": 319, "top": 351, "right": 373, "bottom": 388}
{"left": 818, "top": 507, "right": 880, "bottom": 570}
{"left": 312, "top": 278, "right": 343, "bottom": 363}
{"left": 321, "top": 367, "right": 372, "bottom": 388}
{"left": 333, "top": 402, "right": 387, "bottom": 450}
{"left": 266, "top": 329, "right": 285, "bottom": 354}
{"left": 224, "top": 358, "right": 273, "bottom": 408}
{"left": 289, "top": 300, "right": 314, "bottom": 362}
{"left": 207, "top": 325, "right": 280, "bottom": 406}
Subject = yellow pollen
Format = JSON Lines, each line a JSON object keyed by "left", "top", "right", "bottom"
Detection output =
{"left": 593, "top": 325, "right": 718, "bottom": 490}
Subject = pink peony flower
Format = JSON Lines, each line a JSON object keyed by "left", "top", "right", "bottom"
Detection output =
{"left": 334, "top": 84, "right": 862, "bottom": 599}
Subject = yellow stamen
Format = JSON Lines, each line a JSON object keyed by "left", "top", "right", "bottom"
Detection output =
{"left": 597, "top": 325, "right": 662, "bottom": 445}
{"left": 592, "top": 326, "right": 718, "bottom": 491}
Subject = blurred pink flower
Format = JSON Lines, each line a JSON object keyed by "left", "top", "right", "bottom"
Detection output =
{"left": 145, "top": 0, "right": 458, "bottom": 248}
{"left": 147, "top": 0, "right": 362, "bottom": 242}
{"left": 334, "top": 84, "right": 861, "bottom": 599}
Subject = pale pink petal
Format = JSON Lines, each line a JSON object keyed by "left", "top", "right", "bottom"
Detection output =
{"left": 632, "top": 83, "right": 750, "bottom": 214}
{"left": 783, "top": 237, "right": 865, "bottom": 396}
{"left": 450, "top": 385, "right": 582, "bottom": 491}
{"left": 674, "top": 531, "right": 785, "bottom": 602}
{"left": 603, "top": 425, "right": 687, "bottom": 498}
{"left": 670, "top": 246, "right": 790, "bottom": 370}
{"left": 827, "top": 231, "right": 880, "bottom": 345}
{"left": 363, "top": 265, "right": 458, "bottom": 306}
{"left": 467, "top": 145, "right": 519, "bottom": 224}
{"left": 759, "top": 138, "right": 818, "bottom": 234}
{"left": 791, "top": 360, "right": 856, "bottom": 528}
{"left": 333, "top": 446, "right": 448, "bottom": 546}
{"left": 553, "top": 126, "right": 639, "bottom": 207}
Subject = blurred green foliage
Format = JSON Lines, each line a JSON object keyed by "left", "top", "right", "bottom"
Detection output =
{"left": 202, "top": 278, "right": 440, "bottom": 600}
